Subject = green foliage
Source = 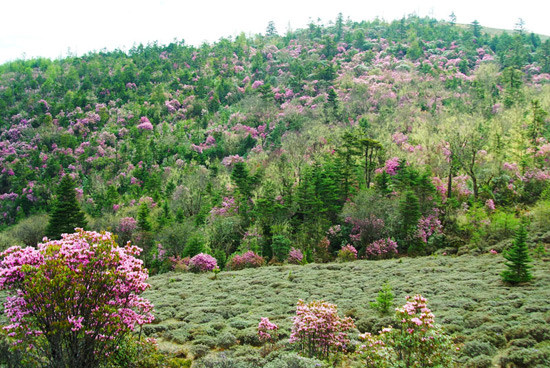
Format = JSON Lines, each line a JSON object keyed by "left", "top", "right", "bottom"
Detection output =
{"left": 271, "top": 235, "right": 291, "bottom": 261}
{"left": 182, "top": 234, "right": 205, "bottom": 258}
{"left": 45, "top": 175, "right": 87, "bottom": 239}
{"left": 137, "top": 202, "right": 152, "bottom": 232}
{"left": 501, "top": 223, "right": 533, "bottom": 284}
{"left": 369, "top": 282, "right": 394, "bottom": 315}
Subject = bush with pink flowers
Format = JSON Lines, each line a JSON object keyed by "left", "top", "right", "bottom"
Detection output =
{"left": 289, "top": 300, "right": 355, "bottom": 359}
{"left": 226, "top": 251, "right": 264, "bottom": 270}
{"left": 355, "top": 295, "right": 456, "bottom": 367}
{"left": 337, "top": 244, "right": 357, "bottom": 262}
{"left": 188, "top": 253, "right": 218, "bottom": 273}
{"left": 365, "top": 238, "right": 399, "bottom": 259}
{"left": 0, "top": 229, "right": 154, "bottom": 367}
{"left": 287, "top": 247, "right": 304, "bottom": 264}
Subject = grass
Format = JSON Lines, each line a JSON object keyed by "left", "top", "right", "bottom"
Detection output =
{"left": 143, "top": 252, "right": 550, "bottom": 367}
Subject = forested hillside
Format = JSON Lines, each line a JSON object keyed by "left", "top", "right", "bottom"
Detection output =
{"left": 1, "top": 14, "right": 550, "bottom": 268}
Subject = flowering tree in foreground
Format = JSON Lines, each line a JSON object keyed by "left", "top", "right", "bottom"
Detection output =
{"left": 290, "top": 300, "right": 355, "bottom": 360}
{"left": 0, "top": 229, "right": 154, "bottom": 368}
{"left": 357, "top": 295, "right": 456, "bottom": 367}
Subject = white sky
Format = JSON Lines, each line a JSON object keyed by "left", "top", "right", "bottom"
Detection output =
{"left": 1, "top": 0, "right": 549, "bottom": 65}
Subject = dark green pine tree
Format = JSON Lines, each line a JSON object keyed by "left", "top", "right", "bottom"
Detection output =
{"left": 501, "top": 224, "right": 533, "bottom": 284}
{"left": 137, "top": 202, "right": 152, "bottom": 232}
{"left": 45, "top": 175, "right": 87, "bottom": 239}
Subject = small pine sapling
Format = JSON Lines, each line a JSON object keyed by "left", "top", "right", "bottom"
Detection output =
{"left": 370, "top": 282, "right": 394, "bottom": 315}
{"left": 501, "top": 223, "right": 533, "bottom": 284}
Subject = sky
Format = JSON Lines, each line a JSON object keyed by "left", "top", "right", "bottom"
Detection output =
{"left": 1, "top": 0, "right": 549, "bottom": 65}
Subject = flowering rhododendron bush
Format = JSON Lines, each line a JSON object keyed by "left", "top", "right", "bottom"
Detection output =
{"left": 356, "top": 295, "right": 456, "bottom": 367}
{"left": 0, "top": 229, "right": 154, "bottom": 368}
{"left": 290, "top": 299, "right": 355, "bottom": 359}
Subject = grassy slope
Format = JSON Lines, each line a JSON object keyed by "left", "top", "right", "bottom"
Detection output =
{"left": 144, "top": 253, "right": 550, "bottom": 365}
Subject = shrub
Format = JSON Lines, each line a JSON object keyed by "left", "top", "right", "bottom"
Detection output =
{"left": 287, "top": 247, "right": 304, "bottom": 264}
{"left": 337, "top": 244, "right": 357, "bottom": 262}
{"left": 0, "top": 229, "right": 154, "bottom": 368}
{"left": 189, "top": 253, "right": 218, "bottom": 273}
{"left": 169, "top": 256, "right": 191, "bottom": 271}
{"left": 356, "top": 295, "right": 456, "bottom": 368}
{"left": 365, "top": 238, "right": 398, "bottom": 259}
{"left": 258, "top": 317, "right": 279, "bottom": 343}
{"left": 7, "top": 213, "right": 48, "bottom": 246}
{"left": 226, "top": 251, "right": 265, "bottom": 270}
{"left": 289, "top": 300, "right": 355, "bottom": 360}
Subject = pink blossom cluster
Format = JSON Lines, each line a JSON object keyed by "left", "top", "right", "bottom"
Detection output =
{"left": 226, "top": 251, "right": 264, "bottom": 270}
{"left": 0, "top": 229, "right": 154, "bottom": 355}
{"left": 289, "top": 299, "right": 355, "bottom": 359}
{"left": 416, "top": 213, "right": 442, "bottom": 244}
{"left": 337, "top": 244, "right": 358, "bottom": 262}
{"left": 366, "top": 238, "right": 398, "bottom": 259}
{"left": 190, "top": 134, "right": 217, "bottom": 153}
{"left": 395, "top": 294, "right": 435, "bottom": 332}
{"left": 209, "top": 197, "right": 238, "bottom": 217}
{"left": 375, "top": 157, "right": 400, "bottom": 176}
{"left": 485, "top": 199, "right": 495, "bottom": 211}
{"left": 137, "top": 116, "right": 153, "bottom": 130}
{"left": 258, "top": 317, "right": 278, "bottom": 342}
{"left": 188, "top": 253, "right": 218, "bottom": 273}
{"left": 288, "top": 247, "right": 304, "bottom": 264}
{"left": 118, "top": 217, "right": 137, "bottom": 234}
{"left": 221, "top": 154, "right": 244, "bottom": 167}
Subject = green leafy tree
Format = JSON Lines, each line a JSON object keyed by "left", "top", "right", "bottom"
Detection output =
{"left": 501, "top": 223, "right": 533, "bottom": 284}
{"left": 45, "top": 175, "right": 87, "bottom": 239}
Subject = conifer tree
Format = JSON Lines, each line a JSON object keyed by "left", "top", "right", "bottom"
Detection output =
{"left": 501, "top": 224, "right": 533, "bottom": 284}
{"left": 137, "top": 202, "right": 152, "bottom": 232}
{"left": 45, "top": 175, "right": 87, "bottom": 239}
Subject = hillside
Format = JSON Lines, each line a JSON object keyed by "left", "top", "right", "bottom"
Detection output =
{"left": 1, "top": 13, "right": 550, "bottom": 366}
{"left": 144, "top": 253, "right": 550, "bottom": 366}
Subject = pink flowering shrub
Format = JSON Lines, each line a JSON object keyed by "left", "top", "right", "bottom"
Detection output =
{"left": 0, "top": 229, "right": 154, "bottom": 367}
{"left": 137, "top": 116, "right": 153, "bottom": 130}
{"left": 258, "top": 317, "right": 279, "bottom": 343}
{"left": 226, "top": 251, "right": 265, "bottom": 270}
{"left": 366, "top": 238, "right": 398, "bottom": 259}
{"left": 188, "top": 253, "right": 218, "bottom": 272}
{"left": 288, "top": 247, "right": 304, "bottom": 264}
{"left": 337, "top": 244, "right": 357, "bottom": 262}
{"left": 290, "top": 300, "right": 355, "bottom": 359}
{"left": 356, "top": 295, "right": 456, "bottom": 367}
{"left": 416, "top": 212, "right": 443, "bottom": 244}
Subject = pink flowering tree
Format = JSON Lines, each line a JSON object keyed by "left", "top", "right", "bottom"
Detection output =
{"left": 0, "top": 229, "right": 154, "bottom": 368}
{"left": 356, "top": 295, "right": 456, "bottom": 367}
{"left": 289, "top": 300, "right": 355, "bottom": 359}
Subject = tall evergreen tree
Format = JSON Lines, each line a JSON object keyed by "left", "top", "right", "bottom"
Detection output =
{"left": 501, "top": 224, "right": 533, "bottom": 284}
{"left": 45, "top": 175, "right": 87, "bottom": 239}
{"left": 137, "top": 202, "right": 152, "bottom": 232}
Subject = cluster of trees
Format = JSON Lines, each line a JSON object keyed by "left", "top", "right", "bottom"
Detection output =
{"left": 0, "top": 14, "right": 549, "bottom": 271}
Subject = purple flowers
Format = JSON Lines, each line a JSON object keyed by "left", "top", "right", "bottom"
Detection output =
{"left": 137, "top": 117, "right": 153, "bottom": 130}
{"left": 188, "top": 253, "right": 218, "bottom": 273}
{"left": 288, "top": 247, "right": 304, "bottom": 264}
{"left": 366, "top": 238, "right": 398, "bottom": 259}
{"left": 227, "top": 251, "right": 264, "bottom": 270}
